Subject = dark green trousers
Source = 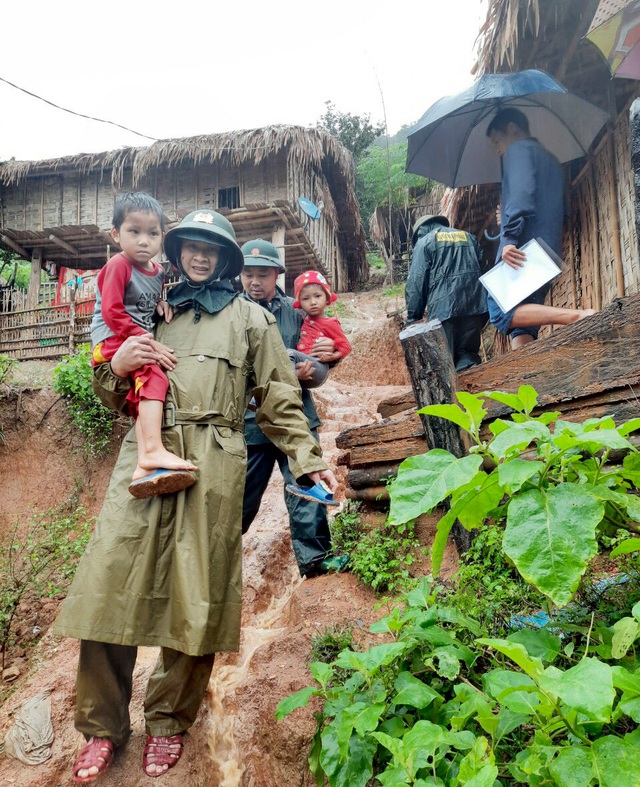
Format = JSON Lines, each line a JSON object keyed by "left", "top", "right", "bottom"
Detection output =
{"left": 242, "top": 430, "right": 331, "bottom": 576}
{"left": 75, "top": 640, "right": 215, "bottom": 747}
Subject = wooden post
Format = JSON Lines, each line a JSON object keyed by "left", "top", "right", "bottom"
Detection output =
{"left": 272, "top": 224, "right": 286, "bottom": 291}
{"left": 399, "top": 319, "right": 465, "bottom": 457}
{"left": 26, "top": 249, "right": 42, "bottom": 310}
{"left": 630, "top": 98, "right": 640, "bottom": 263}
{"left": 68, "top": 280, "right": 77, "bottom": 355}
{"left": 399, "top": 319, "right": 473, "bottom": 553}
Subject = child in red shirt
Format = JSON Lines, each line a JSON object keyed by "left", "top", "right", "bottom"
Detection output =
{"left": 292, "top": 270, "right": 351, "bottom": 367}
{"left": 91, "top": 192, "right": 197, "bottom": 497}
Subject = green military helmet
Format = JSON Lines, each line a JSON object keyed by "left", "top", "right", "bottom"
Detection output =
{"left": 240, "top": 238, "right": 285, "bottom": 272}
{"left": 164, "top": 209, "right": 244, "bottom": 280}
{"left": 411, "top": 214, "right": 449, "bottom": 243}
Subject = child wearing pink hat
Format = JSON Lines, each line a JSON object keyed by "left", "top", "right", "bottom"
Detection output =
{"left": 292, "top": 270, "right": 352, "bottom": 366}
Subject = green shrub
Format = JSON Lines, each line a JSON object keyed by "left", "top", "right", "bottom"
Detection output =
{"left": 311, "top": 625, "right": 355, "bottom": 665}
{"left": 388, "top": 384, "right": 640, "bottom": 608}
{"left": 350, "top": 520, "right": 423, "bottom": 595}
{"left": 368, "top": 252, "right": 386, "bottom": 271}
{"left": 0, "top": 354, "right": 16, "bottom": 390}
{"left": 0, "top": 500, "right": 92, "bottom": 669}
{"left": 278, "top": 578, "right": 640, "bottom": 786}
{"left": 53, "top": 345, "right": 116, "bottom": 455}
{"left": 381, "top": 282, "right": 405, "bottom": 298}
{"left": 329, "top": 502, "right": 363, "bottom": 556}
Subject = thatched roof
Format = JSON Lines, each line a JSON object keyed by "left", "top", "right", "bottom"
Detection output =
{"left": 0, "top": 125, "right": 367, "bottom": 287}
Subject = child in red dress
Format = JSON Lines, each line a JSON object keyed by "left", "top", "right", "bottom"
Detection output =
{"left": 91, "top": 192, "right": 197, "bottom": 497}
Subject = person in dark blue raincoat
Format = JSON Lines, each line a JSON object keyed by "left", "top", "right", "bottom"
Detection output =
{"left": 486, "top": 108, "right": 596, "bottom": 348}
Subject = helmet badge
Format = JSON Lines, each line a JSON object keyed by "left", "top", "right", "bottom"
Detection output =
{"left": 251, "top": 248, "right": 260, "bottom": 256}
{"left": 193, "top": 212, "right": 214, "bottom": 224}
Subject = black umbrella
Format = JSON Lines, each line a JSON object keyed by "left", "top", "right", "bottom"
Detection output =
{"left": 406, "top": 69, "right": 609, "bottom": 187}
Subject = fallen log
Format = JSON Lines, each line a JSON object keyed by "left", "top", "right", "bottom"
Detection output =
{"left": 347, "top": 436, "right": 427, "bottom": 468}
{"left": 348, "top": 463, "right": 401, "bottom": 489}
{"left": 345, "top": 486, "right": 390, "bottom": 502}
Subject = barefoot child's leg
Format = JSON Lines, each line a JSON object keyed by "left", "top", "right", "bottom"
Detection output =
{"left": 132, "top": 399, "right": 197, "bottom": 480}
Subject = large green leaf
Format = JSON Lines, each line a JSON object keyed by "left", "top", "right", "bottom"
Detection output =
{"left": 334, "top": 643, "right": 406, "bottom": 675}
{"left": 503, "top": 485, "right": 602, "bottom": 606}
{"left": 324, "top": 731, "right": 377, "bottom": 787}
{"left": 456, "top": 391, "right": 488, "bottom": 434}
{"left": 475, "top": 639, "right": 544, "bottom": 680}
{"left": 388, "top": 451, "right": 482, "bottom": 525}
{"left": 483, "top": 669, "right": 540, "bottom": 715}
{"left": 418, "top": 403, "right": 472, "bottom": 433}
{"left": 591, "top": 735, "right": 640, "bottom": 787}
{"left": 393, "top": 671, "right": 441, "bottom": 709}
{"left": 489, "top": 421, "right": 551, "bottom": 459}
{"left": 610, "top": 538, "right": 640, "bottom": 558}
{"left": 539, "top": 658, "right": 614, "bottom": 723}
{"left": 497, "top": 458, "right": 544, "bottom": 494}
{"left": 275, "top": 686, "right": 316, "bottom": 719}
{"left": 611, "top": 617, "right": 640, "bottom": 659}
{"left": 621, "top": 452, "right": 640, "bottom": 485}
{"left": 507, "top": 628, "right": 561, "bottom": 664}
{"left": 548, "top": 746, "right": 593, "bottom": 787}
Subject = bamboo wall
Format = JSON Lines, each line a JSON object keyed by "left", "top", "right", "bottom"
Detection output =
{"left": 535, "top": 107, "right": 638, "bottom": 339}
{"left": 287, "top": 154, "right": 345, "bottom": 290}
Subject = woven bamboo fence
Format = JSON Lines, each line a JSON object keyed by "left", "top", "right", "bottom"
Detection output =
{"left": 0, "top": 299, "right": 92, "bottom": 360}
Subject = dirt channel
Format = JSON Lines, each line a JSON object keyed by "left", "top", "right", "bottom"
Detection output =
{"left": 0, "top": 289, "right": 436, "bottom": 786}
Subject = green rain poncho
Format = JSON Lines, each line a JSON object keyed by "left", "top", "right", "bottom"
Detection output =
{"left": 54, "top": 294, "right": 326, "bottom": 656}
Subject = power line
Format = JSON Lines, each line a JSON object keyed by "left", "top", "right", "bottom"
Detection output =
{"left": 0, "top": 76, "right": 157, "bottom": 142}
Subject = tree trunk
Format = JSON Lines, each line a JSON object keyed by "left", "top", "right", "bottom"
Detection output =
{"left": 399, "top": 319, "right": 473, "bottom": 553}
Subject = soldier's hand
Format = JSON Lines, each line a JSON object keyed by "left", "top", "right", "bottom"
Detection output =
{"left": 308, "top": 469, "right": 339, "bottom": 493}
{"left": 295, "top": 360, "right": 315, "bottom": 381}
{"left": 502, "top": 244, "right": 526, "bottom": 269}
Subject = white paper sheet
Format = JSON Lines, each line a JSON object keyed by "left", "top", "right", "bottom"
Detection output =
{"left": 479, "top": 238, "right": 562, "bottom": 313}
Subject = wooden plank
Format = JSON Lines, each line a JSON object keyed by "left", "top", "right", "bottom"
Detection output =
{"left": 348, "top": 436, "right": 427, "bottom": 468}
{"left": 336, "top": 411, "right": 424, "bottom": 449}
{"left": 459, "top": 295, "right": 640, "bottom": 420}
{"left": 377, "top": 389, "right": 416, "bottom": 418}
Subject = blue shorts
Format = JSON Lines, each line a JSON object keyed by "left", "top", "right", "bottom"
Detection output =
{"left": 487, "top": 282, "right": 552, "bottom": 340}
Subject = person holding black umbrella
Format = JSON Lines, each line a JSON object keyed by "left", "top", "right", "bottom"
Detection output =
{"left": 486, "top": 108, "right": 596, "bottom": 348}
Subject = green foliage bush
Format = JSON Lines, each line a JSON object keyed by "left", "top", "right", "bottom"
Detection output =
{"left": 389, "top": 385, "right": 640, "bottom": 608}
{"left": 0, "top": 354, "right": 17, "bottom": 390}
{"left": 0, "top": 500, "right": 92, "bottom": 669}
{"left": 53, "top": 344, "right": 115, "bottom": 455}
{"left": 350, "top": 521, "right": 423, "bottom": 596}
{"left": 278, "top": 578, "right": 640, "bottom": 786}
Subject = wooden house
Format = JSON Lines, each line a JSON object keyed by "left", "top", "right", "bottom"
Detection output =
{"left": 0, "top": 125, "right": 367, "bottom": 358}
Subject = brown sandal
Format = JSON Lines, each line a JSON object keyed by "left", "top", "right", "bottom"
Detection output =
{"left": 72, "top": 737, "right": 115, "bottom": 783}
{"left": 143, "top": 734, "right": 183, "bottom": 777}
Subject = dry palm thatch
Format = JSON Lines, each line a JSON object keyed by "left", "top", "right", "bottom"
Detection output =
{"left": 474, "top": 0, "right": 541, "bottom": 74}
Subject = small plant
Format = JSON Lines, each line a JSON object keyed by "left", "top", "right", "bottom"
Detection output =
{"left": 53, "top": 344, "right": 116, "bottom": 455}
{"left": 329, "top": 501, "right": 363, "bottom": 556}
{"left": 0, "top": 500, "right": 93, "bottom": 669}
{"left": 311, "top": 625, "right": 355, "bottom": 665}
{"left": 350, "top": 520, "right": 423, "bottom": 595}
{"left": 381, "top": 282, "right": 405, "bottom": 298}
{"left": 367, "top": 252, "right": 386, "bottom": 271}
{"left": 0, "top": 353, "right": 17, "bottom": 390}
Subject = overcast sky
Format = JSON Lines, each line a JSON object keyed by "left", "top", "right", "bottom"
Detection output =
{"left": 2, "top": 1, "right": 487, "bottom": 162}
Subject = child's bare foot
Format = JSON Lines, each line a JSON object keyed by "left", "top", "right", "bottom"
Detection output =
{"left": 132, "top": 450, "right": 197, "bottom": 480}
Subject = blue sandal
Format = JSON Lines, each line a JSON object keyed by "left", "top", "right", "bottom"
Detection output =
{"left": 285, "top": 482, "right": 340, "bottom": 506}
{"left": 128, "top": 469, "right": 196, "bottom": 499}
